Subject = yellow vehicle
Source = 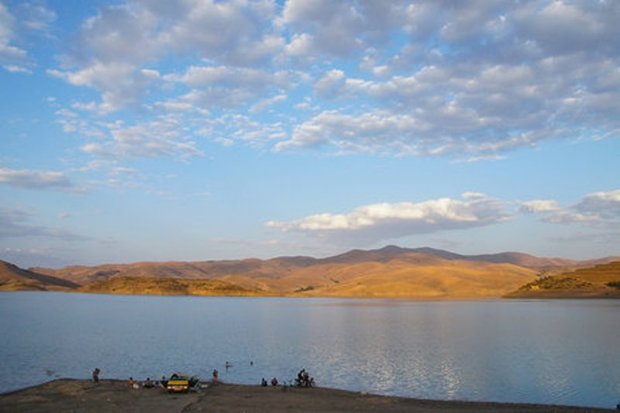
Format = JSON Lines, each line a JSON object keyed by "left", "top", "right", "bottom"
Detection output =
{"left": 166, "top": 373, "right": 200, "bottom": 393}
{"left": 166, "top": 373, "right": 190, "bottom": 393}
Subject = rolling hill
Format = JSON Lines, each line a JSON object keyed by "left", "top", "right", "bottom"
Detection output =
{"left": 506, "top": 261, "right": 620, "bottom": 298}
{"left": 0, "top": 260, "right": 79, "bottom": 291}
{"left": 10, "top": 246, "right": 620, "bottom": 299}
{"left": 78, "top": 276, "right": 264, "bottom": 296}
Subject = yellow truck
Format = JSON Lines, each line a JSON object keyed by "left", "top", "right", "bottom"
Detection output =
{"left": 166, "top": 373, "right": 200, "bottom": 393}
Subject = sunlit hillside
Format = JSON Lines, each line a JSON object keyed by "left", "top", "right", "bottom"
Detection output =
{"left": 11, "top": 247, "right": 620, "bottom": 299}
{"left": 506, "top": 261, "right": 620, "bottom": 298}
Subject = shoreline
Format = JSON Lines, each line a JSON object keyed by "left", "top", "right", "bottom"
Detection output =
{"left": 3, "top": 289, "right": 619, "bottom": 301}
{"left": 0, "top": 379, "right": 616, "bottom": 412}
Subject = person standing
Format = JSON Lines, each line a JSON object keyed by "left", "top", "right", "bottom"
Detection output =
{"left": 92, "top": 368, "right": 100, "bottom": 383}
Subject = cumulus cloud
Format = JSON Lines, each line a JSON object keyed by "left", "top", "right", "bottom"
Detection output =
{"left": 0, "top": 167, "right": 73, "bottom": 189}
{"left": 200, "top": 114, "right": 286, "bottom": 146}
{"left": 575, "top": 189, "right": 620, "bottom": 220}
{"left": 162, "top": 65, "right": 292, "bottom": 110}
{"left": 0, "top": 1, "right": 56, "bottom": 72}
{"left": 274, "top": 1, "right": 620, "bottom": 158}
{"left": 46, "top": 0, "right": 620, "bottom": 160}
{"left": 283, "top": 0, "right": 407, "bottom": 58}
{"left": 0, "top": 2, "right": 28, "bottom": 71}
{"left": 80, "top": 117, "right": 203, "bottom": 159}
{"left": 523, "top": 189, "right": 620, "bottom": 224}
{"left": 278, "top": 51, "right": 618, "bottom": 157}
{"left": 49, "top": 64, "right": 160, "bottom": 113}
{"left": 267, "top": 193, "right": 510, "bottom": 244}
{"left": 50, "top": 0, "right": 283, "bottom": 112}
{"left": 520, "top": 200, "right": 560, "bottom": 213}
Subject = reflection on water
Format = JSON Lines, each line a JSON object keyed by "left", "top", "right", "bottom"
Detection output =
{"left": 0, "top": 292, "right": 619, "bottom": 409}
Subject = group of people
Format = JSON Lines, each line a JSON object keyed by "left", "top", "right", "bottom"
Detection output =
{"left": 260, "top": 377, "right": 280, "bottom": 386}
{"left": 92, "top": 363, "right": 315, "bottom": 391}
{"left": 259, "top": 368, "right": 315, "bottom": 388}
{"left": 295, "top": 369, "right": 314, "bottom": 387}
{"left": 127, "top": 377, "right": 156, "bottom": 389}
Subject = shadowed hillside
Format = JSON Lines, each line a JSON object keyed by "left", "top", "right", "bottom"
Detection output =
{"left": 506, "top": 261, "right": 620, "bottom": 298}
{"left": 0, "top": 260, "right": 79, "bottom": 291}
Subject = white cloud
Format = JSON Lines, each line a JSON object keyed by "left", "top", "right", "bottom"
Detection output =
{"left": 250, "top": 94, "right": 287, "bottom": 113}
{"left": 520, "top": 200, "right": 560, "bottom": 213}
{"left": 50, "top": 0, "right": 284, "bottom": 112}
{"left": 2, "top": 64, "right": 31, "bottom": 74}
{"left": 49, "top": 64, "right": 160, "bottom": 113}
{"left": 200, "top": 114, "right": 286, "bottom": 146}
{"left": 267, "top": 193, "right": 510, "bottom": 243}
{"left": 575, "top": 189, "right": 620, "bottom": 220}
{"left": 20, "top": 2, "right": 57, "bottom": 32}
{"left": 162, "top": 65, "right": 293, "bottom": 111}
{"left": 0, "top": 2, "right": 28, "bottom": 70}
{"left": 46, "top": 0, "right": 620, "bottom": 159}
{"left": 0, "top": 167, "right": 73, "bottom": 189}
{"left": 80, "top": 117, "right": 203, "bottom": 159}
{"left": 0, "top": 2, "right": 56, "bottom": 73}
{"left": 283, "top": 0, "right": 407, "bottom": 58}
{"left": 524, "top": 189, "right": 620, "bottom": 224}
{"left": 275, "top": 110, "right": 447, "bottom": 156}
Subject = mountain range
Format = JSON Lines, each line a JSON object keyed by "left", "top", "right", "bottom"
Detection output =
{"left": 2, "top": 246, "right": 619, "bottom": 299}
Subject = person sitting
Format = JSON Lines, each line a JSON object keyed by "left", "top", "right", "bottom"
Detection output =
{"left": 271, "top": 377, "right": 278, "bottom": 386}
{"left": 261, "top": 377, "right": 268, "bottom": 387}
{"left": 143, "top": 377, "right": 154, "bottom": 388}
{"left": 160, "top": 376, "right": 168, "bottom": 389}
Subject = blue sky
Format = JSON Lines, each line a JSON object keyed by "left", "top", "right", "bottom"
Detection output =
{"left": 1, "top": 0, "right": 619, "bottom": 267}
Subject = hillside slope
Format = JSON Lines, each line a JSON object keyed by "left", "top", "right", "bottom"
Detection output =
{"left": 0, "top": 260, "right": 79, "bottom": 291}
{"left": 506, "top": 261, "right": 620, "bottom": 298}
{"left": 16, "top": 246, "right": 620, "bottom": 299}
{"left": 79, "top": 277, "right": 264, "bottom": 297}
{"left": 31, "top": 247, "right": 542, "bottom": 298}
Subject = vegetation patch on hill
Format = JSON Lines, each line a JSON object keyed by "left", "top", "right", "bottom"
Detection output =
{"left": 506, "top": 261, "right": 620, "bottom": 298}
{"left": 78, "top": 277, "right": 265, "bottom": 297}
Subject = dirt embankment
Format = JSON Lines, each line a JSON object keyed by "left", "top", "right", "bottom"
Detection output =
{"left": 0, "top": 379, "right": 616, "bottom": 413}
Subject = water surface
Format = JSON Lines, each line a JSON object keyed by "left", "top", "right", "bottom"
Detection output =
{"left": 0, "top": 292, "right": 618, "bottom": 409}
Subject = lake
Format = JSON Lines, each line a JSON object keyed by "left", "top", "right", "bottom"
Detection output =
{"left": 0, "top": 292, "right": 618, "bottom": 409}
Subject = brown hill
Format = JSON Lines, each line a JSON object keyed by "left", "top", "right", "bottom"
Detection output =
{"left": 22, "top": 246, "right": 620, "bottom": 299}
{"left": 78, "top": 277, "right": 264, "bottom": 297}
{"left": 317, "top": 246, "right": 617, "bottom": 271}
{"left": 283, "top": 260, "right": 537, "bottom": 299}
{"left": 0, "top": 260, "right": 79, "bottom": 291}
{"left": 30, "top": 247, "right": 545, "bottom": 298}
{"left": 506, "top": 261, "right": 620, "bottom": 298}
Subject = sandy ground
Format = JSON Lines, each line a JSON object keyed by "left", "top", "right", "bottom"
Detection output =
{"left": 0, "top": 379, "right": 616, "bottom": 413}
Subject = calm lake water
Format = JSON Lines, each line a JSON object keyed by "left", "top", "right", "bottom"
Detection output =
{"left": 0, "top": 292, "right": 618, "bottom": 408}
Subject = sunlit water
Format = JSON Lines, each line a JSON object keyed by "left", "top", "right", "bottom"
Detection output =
{"left": 0, "top": 292, "right": 618, "bottom": 408}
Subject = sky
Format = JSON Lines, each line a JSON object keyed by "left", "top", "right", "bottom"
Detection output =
{"left": 1, "top": 0, "right": 619, "bottom": 268}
